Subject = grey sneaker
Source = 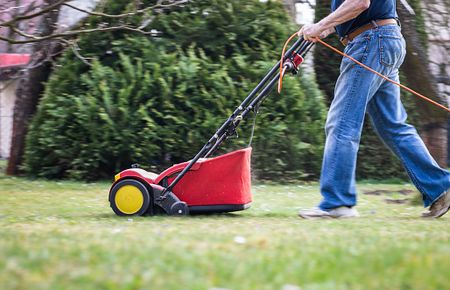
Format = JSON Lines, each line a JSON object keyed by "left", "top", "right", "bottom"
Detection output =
{"left": 422, "top": 189, "right": 450, "bottom": 218}
{"left": 298, "top": 206, "right": 359, "bottom": 219}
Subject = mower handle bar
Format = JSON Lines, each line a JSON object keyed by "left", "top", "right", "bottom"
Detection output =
{"left": 204, "top": 40, "right": 314, "bottom": 157}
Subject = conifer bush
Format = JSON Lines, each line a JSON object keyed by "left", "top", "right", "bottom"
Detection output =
{"left": 23, "top": 0, "right": 326, "bottom": 180}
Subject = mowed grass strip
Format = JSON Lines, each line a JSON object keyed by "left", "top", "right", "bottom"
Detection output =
{"left": 0, "top": 174, "right": 449, "bottom": 290}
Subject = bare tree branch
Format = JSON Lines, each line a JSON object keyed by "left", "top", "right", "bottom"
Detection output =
{"left": 0, "top": 3, "right": 28, "bottom": 14}
{"left": 21, "top": 0, "right": 41, "bottom": 15}
{"left": 61, "top": 0, "right": 187, "bottom": 19}
{"left": 25, "top": 40, "right": 62, "bottom": 69}
{"left": 59, "top": 38, "right": 93, "bottom": 66}
{"left": 0, "top": 0, "right": 69, "bottom": 27}
{"left": 293, "top": 0, "right": 315, "bottom": 9}
{"left": 0, "top": 24, "right": 152, "bottom": 44}
{"left": 1, "top": 0, "right": 188, "bottom": 28}
{"left": 0, "top": 0, "right": 188, "bottom": 45}
{"left": 399, "top": 0, "right": 416, "bottom": 15}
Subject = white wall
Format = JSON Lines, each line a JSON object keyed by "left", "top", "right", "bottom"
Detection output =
{"left": 0, "top": 80, "right": 18, "bottom": 158}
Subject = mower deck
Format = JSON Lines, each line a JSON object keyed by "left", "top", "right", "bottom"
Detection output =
{"left": 109, "top": 148, "right": 253, "bottom": 216}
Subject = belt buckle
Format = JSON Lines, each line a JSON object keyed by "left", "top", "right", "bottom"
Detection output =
{"left": 340, "top": 37, "right": 348, "bottom": 46}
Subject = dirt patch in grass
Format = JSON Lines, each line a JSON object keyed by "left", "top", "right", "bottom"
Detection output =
{"left": 384, "top": 198, "right": 410, "bottom": 204}
{"left": 363, "top": 189, "right": 417, "bottom": 205}
{"left": 363, "top": 189, "right": 415, "bottom": 196}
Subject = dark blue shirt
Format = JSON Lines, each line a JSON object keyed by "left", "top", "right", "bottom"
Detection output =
{"left": 331, "top": 0, "right": 398, "bottom": 38}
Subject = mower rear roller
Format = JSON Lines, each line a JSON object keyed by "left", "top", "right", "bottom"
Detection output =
{"left": 151, "top": 185, "right": 190, "bottom": 216}
{"left": 170, "top": 201, "right": 190, "bottom": 215}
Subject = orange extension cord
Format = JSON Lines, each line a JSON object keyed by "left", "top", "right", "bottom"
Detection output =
{"left": 278, "top": 32, "right": 450, "bottom": 113}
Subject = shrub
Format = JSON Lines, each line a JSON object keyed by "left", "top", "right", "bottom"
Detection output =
{"left": 23, "top": 0, "right": 326, "bottom": 180}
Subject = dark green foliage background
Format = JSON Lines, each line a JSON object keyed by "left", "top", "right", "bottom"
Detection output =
{"left": 23, "top": 0, "right": 326, "bottom": 180}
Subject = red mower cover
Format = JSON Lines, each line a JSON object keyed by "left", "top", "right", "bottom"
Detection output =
{"left": 117, "top": 147, "right": 252, "bottom": 207}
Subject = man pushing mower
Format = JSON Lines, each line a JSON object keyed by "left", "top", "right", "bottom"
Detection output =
{"left": 297, "top": 0, "right": 450, "bottom": 219}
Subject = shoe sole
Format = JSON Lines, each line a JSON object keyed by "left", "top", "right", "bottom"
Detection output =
{"left": 329, "top": 215, "right": 359, "bottom": 219}
{"left": 422, "top": 205, "right": 450, "bottom": 219}
{"left": 422, "top": 191, "right": 450, "bottom": 219}
{"left": 421, "top": 212, "right": 433, "bottom": 218}
{"left": 299, "top": 214, "right": 358, "bottom": 219}
{"left": 299, "top": 216, "right": 333, "bottom": 219}
{"left": 434, "top": 205, "right": 450, "bottom": 218}
{"left": 298, "top": 208, "right": 359, "bottom": 219}
{"left": 298, "top": 214, "right": 332, "bottom": 219}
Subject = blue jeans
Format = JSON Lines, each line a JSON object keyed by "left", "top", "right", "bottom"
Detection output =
{"left": 319, "top": 25, "right": 450, "bottom": 210}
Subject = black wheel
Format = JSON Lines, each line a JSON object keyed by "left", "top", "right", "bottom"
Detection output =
{"left": 170, "top": 201, "right": 189, "bottom": 216}
{"left": 109, "top": 179, "right": 151, "bottom": 216}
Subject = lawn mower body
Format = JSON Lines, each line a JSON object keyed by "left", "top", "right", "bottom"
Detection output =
{"left": 109, "top": 148, "right": 252, "bottom": 215}
{"left": 109, "top": 37, "right": 313, "bottom": 216}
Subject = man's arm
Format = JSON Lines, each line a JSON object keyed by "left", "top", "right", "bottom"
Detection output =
{"left": 298, "top": 0, "right": 370, "bottom": 41}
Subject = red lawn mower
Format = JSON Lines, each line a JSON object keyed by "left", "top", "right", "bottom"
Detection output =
{"left": 109, "top": 37, "right": 314, "bottom": 216}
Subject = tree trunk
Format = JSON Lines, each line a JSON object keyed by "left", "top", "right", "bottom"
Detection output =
{"left": 421, "top": 122, "right": 448, "bottom": 167}
{"left": 6, "top": 60, "right": 53, "bottom": 175}
{"left": 6, "top": 1, "right": 60, "bottom": 175}
{"left": 397, "top": 0, "right": 448, "bottom": 167}
{"left": 283, "top": 0, "right": 297, "bottom": 21}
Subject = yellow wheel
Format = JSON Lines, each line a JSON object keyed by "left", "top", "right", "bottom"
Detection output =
{"left": 109, "top": 179, "right": 150, "bottom": 216}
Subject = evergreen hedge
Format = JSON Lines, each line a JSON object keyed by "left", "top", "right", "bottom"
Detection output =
{"left": 23, "top": 0, "right": 326, "bottom": 180}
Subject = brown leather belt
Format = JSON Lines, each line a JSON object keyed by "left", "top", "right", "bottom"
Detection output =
{"left": 340, "top": 19, "right": 399, "bottom": 46}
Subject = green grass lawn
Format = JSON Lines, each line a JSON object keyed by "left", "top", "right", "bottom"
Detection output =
{"left": 0, "top": 172, "right": 449, "bottom": 290}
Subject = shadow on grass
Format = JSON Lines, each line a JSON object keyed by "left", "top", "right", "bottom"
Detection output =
{"left": 89, "top": 211, "right": 296, "bottom": 220}
{"left": 82, "top": 212, "right": 247, "bottom": 220}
